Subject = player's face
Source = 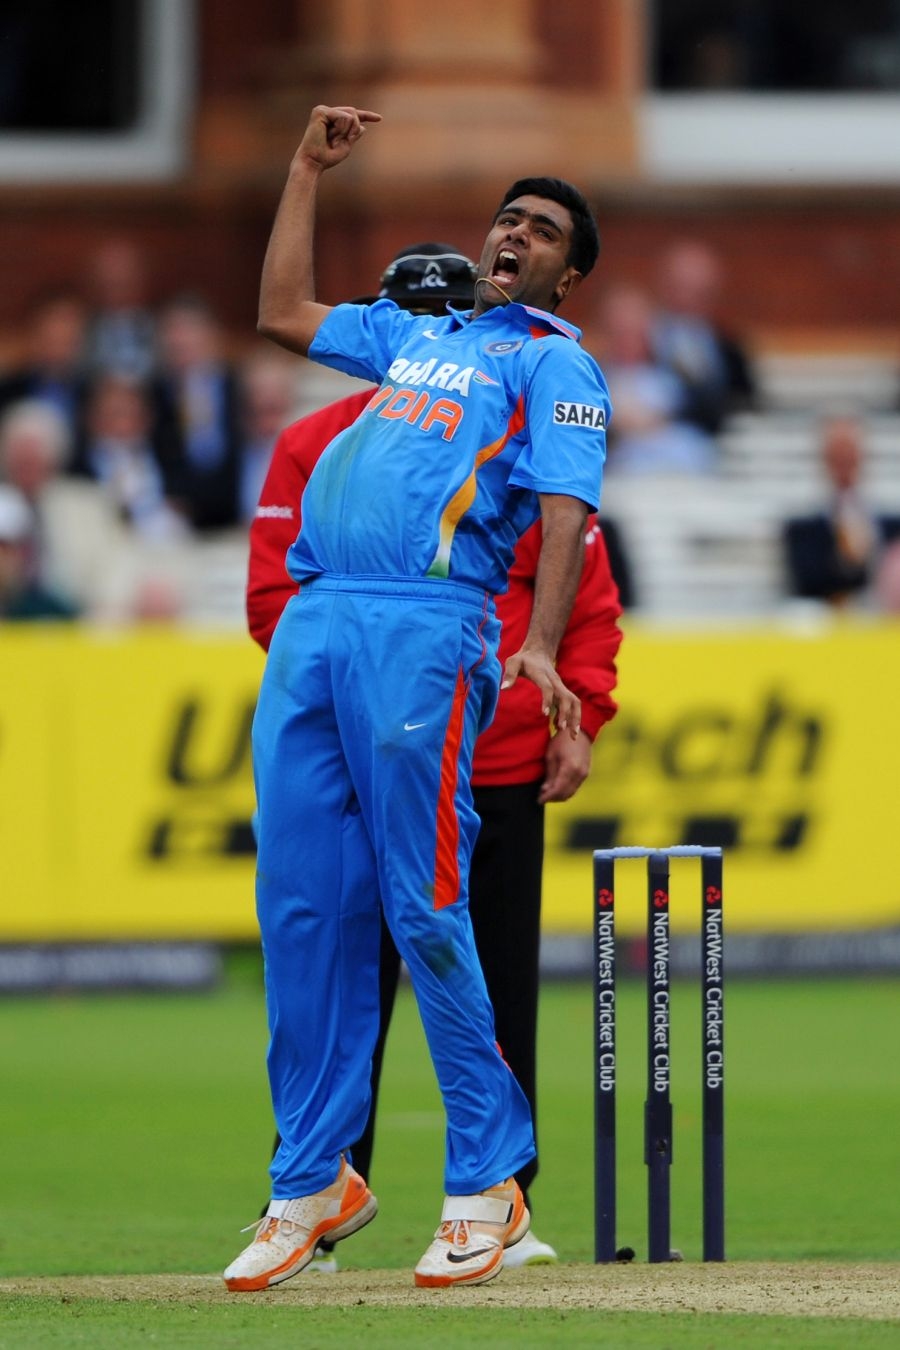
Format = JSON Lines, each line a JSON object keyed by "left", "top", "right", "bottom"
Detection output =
{"left": 474, "top": 195, "right": 581, "bottom": 315}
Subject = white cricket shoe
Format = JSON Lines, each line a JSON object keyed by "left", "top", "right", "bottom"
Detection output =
{"left": 224, "top": 1158, "right": 376, "bottom": 1291}
{"left": 414, "top": 1177, "right": 530, "bottom": 1288}
{"left": 502, "top": 1229, "right": 558, "bottom": 1267}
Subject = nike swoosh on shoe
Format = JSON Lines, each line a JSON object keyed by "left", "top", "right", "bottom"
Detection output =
{"left": 447, "top": 1246, "right": 494, "bottom": 1264}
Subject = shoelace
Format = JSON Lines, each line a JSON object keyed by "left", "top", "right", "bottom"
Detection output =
{"left": 437, "top": 1219, "right": 474, "bottom": 1246}
{"left": 240, "top": 1215, "right": 301, "bottom": 1242}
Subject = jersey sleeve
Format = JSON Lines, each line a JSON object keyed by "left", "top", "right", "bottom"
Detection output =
{"left": 308, "top": 299, "right": 421, "bottom": 384}
{"left": 508, "top": 339, "right": 610, "bottom": 510}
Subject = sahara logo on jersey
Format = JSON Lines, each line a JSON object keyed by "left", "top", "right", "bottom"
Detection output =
{"left": 386, "top": 356, "right": 497, "bottom": 396}
{"left": 553, "top": 401, "right": 606, "bottom": 429}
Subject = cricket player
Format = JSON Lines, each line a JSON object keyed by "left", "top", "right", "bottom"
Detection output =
{"left": 225, "top": 104, "right": 610, "bottom": 1291}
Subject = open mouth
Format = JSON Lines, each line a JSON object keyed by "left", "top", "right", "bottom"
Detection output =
{"left": 491, "top": 249, "right": 520, "bottom": 287}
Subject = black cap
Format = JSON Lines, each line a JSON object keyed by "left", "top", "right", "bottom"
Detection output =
{"left": 354, "top": 243, "right": 477, "bottom": 310}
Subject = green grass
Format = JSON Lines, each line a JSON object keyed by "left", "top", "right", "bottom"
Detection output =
{"left": 1, "top": 955, "right": 898, "bottom": 1346}
{"left": 2, "top": 1300, "right": 899, "bottom": 1350}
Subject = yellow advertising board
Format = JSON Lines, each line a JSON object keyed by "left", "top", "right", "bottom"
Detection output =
{"left": 1, "top": 629, "right": 263, "bottom": 941}
{"left": 1, "top": 621, "right": 898, "bottom": 941}
{"left": 543, "top": 618, "right": 900, "bottom": 936}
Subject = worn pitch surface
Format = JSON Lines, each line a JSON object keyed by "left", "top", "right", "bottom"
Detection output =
{"left": 3, "top": 1263, "right": 899, "bottom": 1320}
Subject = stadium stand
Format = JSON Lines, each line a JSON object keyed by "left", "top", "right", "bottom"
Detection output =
{"left": 595, "top": 348, "right": 900, "bottom": 621}
{"left": 20, "top": 348, "right": 889, "bottom": 631}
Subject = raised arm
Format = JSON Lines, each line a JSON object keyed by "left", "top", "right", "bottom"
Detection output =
{"left": 257, "top": 104, "right": 382, "bottom": 356}
{"left": 501, "top": 492, "right": 589, "bottom": 738}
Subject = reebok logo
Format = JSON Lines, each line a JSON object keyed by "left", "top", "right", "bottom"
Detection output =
{"left": 256, "top": 504, "right": 294, "bottom": 519}
{"left": 553, "top": 401, "right": 606, "bottom": 429}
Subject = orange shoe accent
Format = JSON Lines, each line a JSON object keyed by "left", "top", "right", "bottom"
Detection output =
{"left": 225, "top": 1224, "right": 318, "bottom": 1292}
{"left": 413, "top": 1178, "right": 530, "bottom": 1288}
{"left": 312, "top": 1166, "right": 372, "bottom": 1244}
{"left": 224, "top": 1160, "right": 377, "bottom": 1292}
{"left": 414, "top": 1242, "right": 504, "bottom": 1288}
{"left": 503, "top": 1180, "right": 529, "bottom": 1248}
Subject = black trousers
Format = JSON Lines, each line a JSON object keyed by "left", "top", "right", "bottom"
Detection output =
{"left": 271, "top": 779, "right": 546, "bottom": 1218}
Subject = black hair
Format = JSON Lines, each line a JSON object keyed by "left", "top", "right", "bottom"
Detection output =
{"left": 496, "top": 177, "right": 600, "bottom": 277}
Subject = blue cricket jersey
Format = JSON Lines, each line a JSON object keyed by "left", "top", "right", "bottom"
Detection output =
{"left": 288, "top": 299, "right": 610, "bottom": 594}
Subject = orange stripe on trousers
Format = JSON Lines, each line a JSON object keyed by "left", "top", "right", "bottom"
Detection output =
{"left": 433, "top": 667, "right": 468, "bottom": 910}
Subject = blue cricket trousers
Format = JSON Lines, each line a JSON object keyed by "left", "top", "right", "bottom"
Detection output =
{"left": 251, "top": 574, "right": 536, "bottom": 1198}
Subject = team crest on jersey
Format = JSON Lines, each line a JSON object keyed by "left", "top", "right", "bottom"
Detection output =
{"left": 553, "top": 401, "right": 606, "bottom": 429}
{"left": 485, "top": 340, "right": 523, "bottom": 355}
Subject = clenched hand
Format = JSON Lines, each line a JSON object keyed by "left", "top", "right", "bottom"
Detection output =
{"left": 297, "top": 105, "right": 382, "bottom": 172}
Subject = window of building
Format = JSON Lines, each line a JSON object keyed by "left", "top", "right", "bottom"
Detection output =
{"left": 0, "top": 0, "right": 193, "bottom": 181}
{"left": 643, "top": 0, "right": 900, "bottom": 182}
{"left": 651, "top": 1, "right": 900, "bottom": 92}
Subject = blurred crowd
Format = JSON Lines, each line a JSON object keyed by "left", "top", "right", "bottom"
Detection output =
{"left": 2, "top": 234, "right": 899, "bottom": 625}
{"left": 591, "top": 239, "right": 757, "bottom": 477}
{"left": 588, "top": 236, "right": 900, "bottom": 617}
{"left": 0, "top": 238, "right": 301, "bottom": 624}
